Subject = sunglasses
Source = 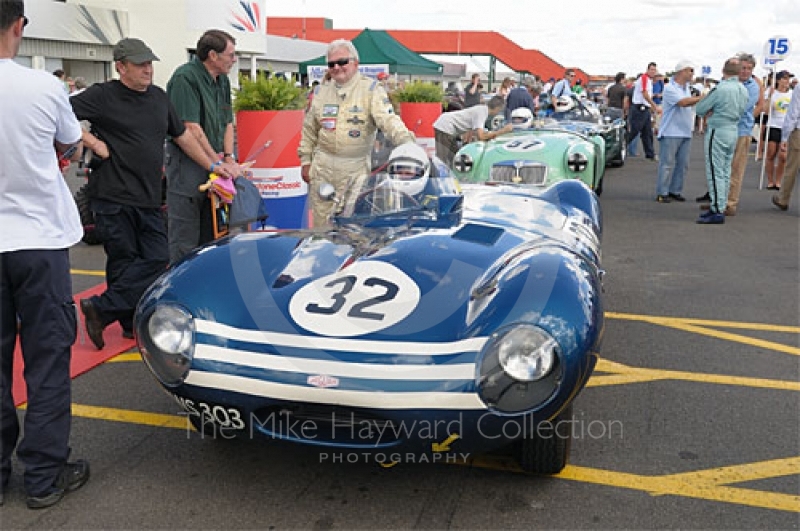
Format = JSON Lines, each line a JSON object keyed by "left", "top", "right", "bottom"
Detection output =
{"left": 327, "top": 58, "right": 352, "bottom": 68}
{"left": 21, "top": 15, "right": 29, "bottom": 27}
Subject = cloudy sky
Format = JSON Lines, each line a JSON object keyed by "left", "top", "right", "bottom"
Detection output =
{"left": 268, "top": 0, "right": 799, "bottom": 78}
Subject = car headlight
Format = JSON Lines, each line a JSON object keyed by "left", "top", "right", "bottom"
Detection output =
{"left": 567, "top": 152, "right": 589, "bottom": 172}
{"left": 497, "top": 326, "right": 556, "bottom": 381}
{"left": 478, "top": 324, "right": 563, "bottom": 413}
{"left": 453, "top": 152, "right": 474, "bottom": 173}
{"left": 138, "top": 304, "right": 195, "bottom": 387}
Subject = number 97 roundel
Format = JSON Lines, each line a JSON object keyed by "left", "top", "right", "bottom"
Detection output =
{"left": 288, "top": 261, "right": 421, "bottom": 337}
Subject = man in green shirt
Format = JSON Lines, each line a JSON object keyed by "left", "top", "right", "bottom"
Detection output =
{"left": 166, "top": 29, "right": 240, "bottom": 263}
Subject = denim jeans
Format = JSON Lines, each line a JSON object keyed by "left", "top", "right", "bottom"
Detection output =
{"left": 656, "top": 136, "right": 692, "bottom": 196}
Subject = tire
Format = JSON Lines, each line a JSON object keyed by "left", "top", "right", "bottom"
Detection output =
{"left": 516, "top": 404, "right": 573, "bottom": 474}
{"left": 609, "top": 135, "right": 627, "bottom": 168}
{"left": 75, "top": 183, "right": 102, "bottom": 245}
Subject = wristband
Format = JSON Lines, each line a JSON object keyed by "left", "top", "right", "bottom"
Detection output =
{"left": 223, "top": 153, "right": 234, "bottom": 159}
{"left": 209, "top": 161, "right": 222, "bottom": 172}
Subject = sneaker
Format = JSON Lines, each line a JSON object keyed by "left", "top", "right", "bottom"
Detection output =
{"left": 646, "top": 155, "right": 659, "bottom": 161}
{"left": 697, "top": 212, "right": 725, "bottom": 224}
{"left": 696, "top": 191, "right": 711, "bottom": 203}
{"left": 26, "top": 460, "right": 90, "bottom": 510}
{"left": 80, "top": 298, "right": 105, "bottom": 350}
{"left": 668, "top": 193, "right": 686, "bottom": 202}
{"left": 772, "top": 195, "right": 788, "bottom": 211}
{"left": 656, "top": 195, "right": 672, "bottom": 203}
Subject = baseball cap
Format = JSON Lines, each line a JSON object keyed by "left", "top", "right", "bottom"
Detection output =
{"left": 113, "top": 38, "right": 159, "bottom": 64}
{"left": 674, "top": 60, "right": 695, "bottom": 73}
{"left": 776, "top": 70, "right": 794, "bottom": 80}
{"left": 377, "top": 72, "right": 389, "bottom": 81}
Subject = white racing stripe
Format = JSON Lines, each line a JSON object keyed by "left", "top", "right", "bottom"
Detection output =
{"left": 195, "top": 319, "right": 488, "bottom": 356}
{"left": 184, "top": 371, "right": 488, "bottom": 410}
{"left": 194, "top": 344, "right": 476, "bottom": 380}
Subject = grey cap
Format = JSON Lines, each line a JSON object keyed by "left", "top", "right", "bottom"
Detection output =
{"left": 521, "top": 75, "right": 536, "bottom": 87}
{"left": 113, "top": 38, "right": 159, "bottom": 64}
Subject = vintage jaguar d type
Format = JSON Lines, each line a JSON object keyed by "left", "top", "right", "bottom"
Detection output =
{"left": 134, "top": 152, "right": 604, "bottom": 474}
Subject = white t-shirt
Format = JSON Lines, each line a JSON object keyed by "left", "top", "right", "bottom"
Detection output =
{"left": 768, "top": 89, "right": 792, "bottom": 129}
{"left": 631, "top": 75, "right": 653, "bottom": 106}
{"left": 0, "top": 59, "right": 83, "bottom": 252}
{"left": 433, "top": 105, "right": 489, "bottom": 136}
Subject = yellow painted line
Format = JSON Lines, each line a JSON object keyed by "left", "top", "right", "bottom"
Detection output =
{"left": 70, "top": 268, "right": 105, "bottom": 277}
{"left": 71, "top": 403, "right": 187, "bottom": 430}
{"left": 107, "top": 352, "right": 142, "bottom": 363}
{"left": 592, "top": 359, "right": 800, "bottom": 392}
{"left": 465, "top": 457, "right": 800, "bottom": 513}
{"left": 31, "top": 399, "right": 799, "bottom": 513}
{"left": 606, "top": 312, "right": 800, "bottom": 333}
{"left": 605, "top": 312, "right": 800, "bottom": 356}
{"left": 660, "top": 456, "right": 800, "bottom": 486}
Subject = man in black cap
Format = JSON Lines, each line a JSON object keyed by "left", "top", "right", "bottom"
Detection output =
{"left": 71, "top": 37, "right": 240, "bottom": 350}
{"left": 0, "top": 0, "right": 89, "bottom": 509}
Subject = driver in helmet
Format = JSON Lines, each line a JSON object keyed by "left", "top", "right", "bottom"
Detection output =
{"left": 553, "top": 95, "right": 576, "bottom": 115}
{"left": 510, "top": 108, "right": 534, "bottom": 129}
{"left": 387, "top": 143, "right": 430, "bottom": 196}
{"left": 347, "top": 143, "right": 432, "bottom": 216}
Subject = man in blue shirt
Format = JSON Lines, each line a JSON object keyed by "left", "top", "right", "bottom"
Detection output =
{"left": 551, "top": 69, "right": 575, "bottom": 100}
{"left": 654, "top": 61, "right": 703, "bottom": 203}
{"left": 504, "top": 75, "right": 538, "bottom": 121}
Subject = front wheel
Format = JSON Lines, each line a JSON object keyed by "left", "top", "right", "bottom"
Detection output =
{"left": 515, "top": 404, "right": 573, "bottom": 474}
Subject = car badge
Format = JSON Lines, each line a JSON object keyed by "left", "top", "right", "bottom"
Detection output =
{"left": 348, "top": 105, "right": 364, "bottom": 113}
{"left": 347, "top": 115, "right": 365, "bottom": 125}
{"left": 307, "top": 375, "right": 340, "bottom": 388}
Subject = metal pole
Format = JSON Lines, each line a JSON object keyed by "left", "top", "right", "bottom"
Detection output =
{"left": 758, "top": 65, "right": 776, "bottom": 190}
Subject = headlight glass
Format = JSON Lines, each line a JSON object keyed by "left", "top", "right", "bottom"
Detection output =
{"left": 453, "top": 152, "right": 474, "bottom": 173}
{"left": 567, "top": 152, "right": 588, "bottom": 172}
{"left": 497, "top": 326, "right": 557, "bottom": 381}
{"left": 140, "top": 304, "right": 195, "bottom": 387}
{"left": 149, "top": 305, "right": 194, "bottom": 355}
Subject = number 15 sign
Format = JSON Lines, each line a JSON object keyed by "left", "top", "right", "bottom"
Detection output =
{"left": 764, "top": 36, "right": 791, "bottom": 62}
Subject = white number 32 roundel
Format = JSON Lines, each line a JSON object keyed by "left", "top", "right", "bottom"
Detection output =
{"left": 289, "top": 261, "right": 421, "bottom": 337}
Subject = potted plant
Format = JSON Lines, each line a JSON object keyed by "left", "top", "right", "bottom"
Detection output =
{"left": 233, "top": 72, "right": 309, "bottom": 229}
{"left": 390, "top": 80, "right": 445, "bottom": 157}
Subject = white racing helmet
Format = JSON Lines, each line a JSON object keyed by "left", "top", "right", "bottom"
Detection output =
{"left": 386, "top": 143, "right": 430, "bottom": 196}
{"left": 554, "top": 95, "right": 576, "bottom": 113}
{"left": 510, "top": 108, "right": 534, "bottom": 129}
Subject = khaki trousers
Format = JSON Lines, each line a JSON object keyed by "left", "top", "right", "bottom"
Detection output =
{"left": 726, "top": 136, "right": 751, "bottom": 211}
{"left": 777, "top": 129, "right": 800, "bottom": 207}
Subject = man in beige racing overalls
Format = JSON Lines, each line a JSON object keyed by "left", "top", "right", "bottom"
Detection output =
{"left": 299, "top": 39, "right": 415, "bottom": 227}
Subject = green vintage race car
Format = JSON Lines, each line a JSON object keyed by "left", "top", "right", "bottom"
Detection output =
{"left": 451, "top": 114, "right": 607, "bottom": 194}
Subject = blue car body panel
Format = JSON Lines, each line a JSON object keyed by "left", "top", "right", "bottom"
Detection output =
{"left": 136, "top": 178, "right": 604, "bottom": 456}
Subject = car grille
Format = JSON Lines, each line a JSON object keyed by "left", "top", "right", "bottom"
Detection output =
{"left": 490, "top": 163, "right": 547, "bottom": 185}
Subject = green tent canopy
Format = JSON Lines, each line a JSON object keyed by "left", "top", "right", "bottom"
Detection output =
{"left": 299, "top": 28, "right": 442, "bottom": 76}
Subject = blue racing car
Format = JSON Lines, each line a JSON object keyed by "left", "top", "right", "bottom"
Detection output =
{"left": 134, "top": 144, "right": 604, "bottom": 474}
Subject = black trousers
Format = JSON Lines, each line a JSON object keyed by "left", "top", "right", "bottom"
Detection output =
{"left": 0, "top": 249, "right": 75, "bottom": 496}
{"left": 627, "top": 104, "right": 655, "bottom": 159}
{"left": 91, "top": 199, "right": 169, "bottom": 331}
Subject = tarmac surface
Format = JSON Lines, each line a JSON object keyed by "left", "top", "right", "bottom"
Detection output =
{"left": 3, "top": 136, "right": 799, "bottom": 529}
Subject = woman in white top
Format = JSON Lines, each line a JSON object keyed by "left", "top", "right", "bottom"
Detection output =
{"left": 765, "top": 71, "right": 792, "bottom": 189}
